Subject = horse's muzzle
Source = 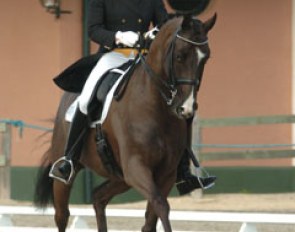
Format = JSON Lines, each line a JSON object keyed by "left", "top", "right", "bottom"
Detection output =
{"left": 176, "top": 102, "right": 197, "bottom": 119}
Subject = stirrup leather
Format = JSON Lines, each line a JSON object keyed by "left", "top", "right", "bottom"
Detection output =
{"left": 49, "top": 156, "right": 75, "bottom": 185}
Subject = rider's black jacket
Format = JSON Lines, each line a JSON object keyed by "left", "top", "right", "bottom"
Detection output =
{"left": 88, "top": 0, "right": 168, "bottom": 53}
{"left": 54, "top": 0, "right": 168, "bottom": 93}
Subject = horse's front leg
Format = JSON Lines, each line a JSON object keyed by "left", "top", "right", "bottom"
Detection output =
{"left": 92, "top": 179, "right": 130, "bottom": 232}
{"left": 124, "top": 158, "right": 173, "bottom": 232}
{"left": 142, "top": 170, "right": 176, "bottom": 232}
{"left": 142, "top": 203, "right": 158, "bottom": 232}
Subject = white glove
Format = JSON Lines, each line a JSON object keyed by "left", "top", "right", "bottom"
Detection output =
{"left": 115, "top": 31, "right": 139, "bottom": 47}
{"left": 144, "top": 27, "right": 159, "bottom": 40}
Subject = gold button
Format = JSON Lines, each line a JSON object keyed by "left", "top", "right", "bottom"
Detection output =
{"left": 138, "top": 18, "right": 142, "bottom": 23}
{"left": 122, "top": 18, "right": 126, "bottom": 24}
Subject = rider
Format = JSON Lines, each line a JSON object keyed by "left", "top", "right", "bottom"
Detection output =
{"left": 49, "top": 0, "right": 216, "bottom": 195}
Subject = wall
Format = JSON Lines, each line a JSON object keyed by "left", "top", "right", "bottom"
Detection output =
{"left": 11, "top": 166, "right": 295, "bottom": 203}
{"left": 198, "top": 0, "right": 293, "bottom": 166}
{"left": 0, "top": 0, "right": 82, "bottom": 166}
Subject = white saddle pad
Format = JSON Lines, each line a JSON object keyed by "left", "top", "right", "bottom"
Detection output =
{"left": 65, "top": 68, "right": 129, "bottom": 127}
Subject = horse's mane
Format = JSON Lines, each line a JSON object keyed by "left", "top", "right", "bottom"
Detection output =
{"left": 146, "top": 17, "right": 182, "bottom": 71}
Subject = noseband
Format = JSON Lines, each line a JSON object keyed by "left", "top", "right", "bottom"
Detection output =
{"left": 140, "top": 28, "right": 208, "bottom": 106}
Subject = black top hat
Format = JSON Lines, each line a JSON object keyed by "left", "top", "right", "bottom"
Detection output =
{"left": 167, "top": 0, "right": 211, "bottom": 15}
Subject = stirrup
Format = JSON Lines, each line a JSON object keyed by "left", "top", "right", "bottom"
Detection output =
{"left": 49, "top": 156, "right": 75, "bottom": 185}
{"left": 196, "top": 167, "right": 215, "bottom": 190}
{"left": 197, "top": 176, "right": 215, "bottom": 190}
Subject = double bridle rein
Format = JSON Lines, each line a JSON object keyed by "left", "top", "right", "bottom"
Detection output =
{"left": 140, "top": 28, "right": 208, "bottom": 106}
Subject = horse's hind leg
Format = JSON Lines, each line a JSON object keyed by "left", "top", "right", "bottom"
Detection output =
{"left": 92, "top": 180, "right": 130, "bottom": 232}
{"left": 53, "top": 181, "right": 72, "bottom": 232}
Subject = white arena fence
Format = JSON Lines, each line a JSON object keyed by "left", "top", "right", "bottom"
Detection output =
{"left": 0, "top": 206, "right": 295, "bottom": 232}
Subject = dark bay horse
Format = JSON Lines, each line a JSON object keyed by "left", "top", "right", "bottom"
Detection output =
{"left": 34, "top": 14, "right": 216, "bottom": 232}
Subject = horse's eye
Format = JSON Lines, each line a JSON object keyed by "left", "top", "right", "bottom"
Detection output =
{"left": 176, "top": 54, "right": 183, "bottom": 62}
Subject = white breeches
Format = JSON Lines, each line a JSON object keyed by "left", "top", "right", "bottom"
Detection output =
{"left": 78, "top": 51, "right": 134, "bottom": 114}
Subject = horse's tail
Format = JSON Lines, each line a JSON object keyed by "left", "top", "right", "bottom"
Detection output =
{"left": 34, "top": 148, "right": 54, "bottom": 209}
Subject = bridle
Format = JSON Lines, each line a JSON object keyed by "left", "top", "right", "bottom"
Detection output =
{"left": 140, "top": 28, "right": 208, "bottom": 106}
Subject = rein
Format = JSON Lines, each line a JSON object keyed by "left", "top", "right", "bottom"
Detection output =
{"left": 140, "top": 55, "right": 177, "bottom": 105}
{"left": 140, "top": 29, "right": 208, "bottom": 106}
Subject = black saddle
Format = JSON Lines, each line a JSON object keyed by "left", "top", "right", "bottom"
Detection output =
{"left": 87, "top": 59, "right": 137, "bottom": 120}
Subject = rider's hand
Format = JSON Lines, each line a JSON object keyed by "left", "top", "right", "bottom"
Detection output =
{"left": 144, "top": 27, "right": 159, "bottom": 40}
{"left": 115, "top": 31, "right": 139, "bottom": 47}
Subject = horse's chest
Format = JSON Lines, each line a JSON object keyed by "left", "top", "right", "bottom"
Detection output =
{"left": 127, "top": 122, "right": 185, "bottom": 155}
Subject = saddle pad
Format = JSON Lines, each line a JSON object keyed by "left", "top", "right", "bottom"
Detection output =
{"left": 65, "top": 67, "right": 131, "bottom": 127}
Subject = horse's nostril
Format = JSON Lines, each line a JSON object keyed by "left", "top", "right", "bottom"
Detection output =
{"left": 177, "top": 106, "right": 184, "bottom": 115}
{"left": 177, "top": 105, "right": 195, "bottom": 119}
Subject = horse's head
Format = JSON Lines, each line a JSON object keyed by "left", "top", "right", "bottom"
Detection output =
{"left": 145, "top": 14, "right": 216, "bottom": 119}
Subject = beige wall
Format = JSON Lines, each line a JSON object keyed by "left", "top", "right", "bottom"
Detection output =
{"left": 0, "top": 0, "right": 82, "bottom": 166}
{"left": 201, "top": 0, "right": 291, "bottom": 117}
{"left": 0, "top": 0, "right": 292, "bottom": 166}
{"left": 199, "top": 0, "right": 292, "bottom": 164}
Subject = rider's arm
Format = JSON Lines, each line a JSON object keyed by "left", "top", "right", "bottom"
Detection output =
{"left": 88, "top": 0, "right": 116, "bottom": 50}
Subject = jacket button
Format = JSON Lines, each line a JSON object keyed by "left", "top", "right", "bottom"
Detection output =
{"left": 138, "top": 18, "right": 142, "bottom": 23}
{"left": 122, "top": 18, "right": 126, "bottom": 24}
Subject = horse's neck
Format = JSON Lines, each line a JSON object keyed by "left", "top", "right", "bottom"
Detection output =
{"left": 128, "top": 64, "right": 167, "bottom": 116}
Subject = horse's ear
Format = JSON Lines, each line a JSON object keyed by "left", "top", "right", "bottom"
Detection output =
{"left": 181, "top": 15, "right": 193, "bottom": 31}
{"left": 204, "top": 13, "right": 217, "bottom": 33}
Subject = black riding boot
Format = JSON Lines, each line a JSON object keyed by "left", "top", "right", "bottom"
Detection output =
{"left": 49, "top": 108, "right": 88, "bottom": 184}
{"left": 176, "top": 118, "right": 216, "bottom": 195}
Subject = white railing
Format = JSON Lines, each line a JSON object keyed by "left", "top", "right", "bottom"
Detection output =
{"left": 0, "top": 206, "right": 295, "bottom": 232}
